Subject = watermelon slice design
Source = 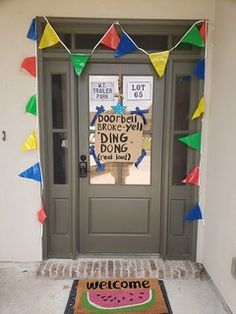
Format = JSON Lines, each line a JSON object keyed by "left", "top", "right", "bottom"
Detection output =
{"left": 82, "top": 288, "right": 155, "bottom": 312}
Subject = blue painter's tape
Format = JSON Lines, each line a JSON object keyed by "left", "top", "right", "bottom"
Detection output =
{"left": 130, "top": 107, "right": 149, "bottom": 125}
{"left": 89, "top": 145, "right": 105, "bottom": 172}
{"left": 135, "top": 149, "right": 147, "bottom": 168}
{"left": 90, "top": 105, "right": 105, "bottom": 127}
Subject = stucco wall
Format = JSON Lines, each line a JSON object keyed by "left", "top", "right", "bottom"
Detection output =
{"left": 200, "top": 0, "right": 236, "bottom": 312}
{"left": 0, "top": 0, "right": 215, "bottom": 261}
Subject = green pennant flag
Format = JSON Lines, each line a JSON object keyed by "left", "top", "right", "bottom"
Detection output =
{"left": 178, "top": 131, "right": 202, "bottom": 151}
{"left": 70, "top": 54, "right": 90, "bottom": 76}
{"left": 181, "top": 26, "right": 205, "bottom": 48}
{"left": 25, "top": 95, "right": 37, "bottom": 116}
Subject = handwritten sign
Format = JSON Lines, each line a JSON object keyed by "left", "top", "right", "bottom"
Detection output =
{"left": 123, "top": 76, "right": 153, "bottom": 110}
{"left": 89, "top": 76, "right": 119, "bottom": 114}
{"left": 91, "top": 81, "right": 114, "bottom": 101}
{"left": 95, "top": 113, "right": 143, "bottom": 163}
{"left": 127, "top": 81, "right": 151, "bottom": 100}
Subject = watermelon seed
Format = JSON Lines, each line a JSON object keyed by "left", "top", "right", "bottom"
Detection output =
{"left": 140, "top": 292, "right": 144, "bottom": 294}
{"left": 96, "top": 294, "right": 100, "bottom": 297}
{"left": 103, "top": 299, "right": 108, "bottom": 301}
{"left": 101, "top": 296, "right": 106, "bottom": 299}
{"left": 118, "top": 300, "right": 120, "bottom": 303}
{"left": 139, "top": 296, "right": 143, "bottom": 299}
{"left": 122, "top": 297, "right": 125, "bottom": 300}
{"left": 110, "top": 299, "right": 114, "bottom": 302}
{"left": 113, "top": 297, "right": 117, "bottom": 300}
{"left": 129, "top": 293, "right": 134, "bottom": 296}
{"left": 130, "top": 299, "right": 133, "bottom": 301}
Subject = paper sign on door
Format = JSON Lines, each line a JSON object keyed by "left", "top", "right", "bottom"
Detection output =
{"left": 91, "top": 81, "right": 115, "bottom": 101}
{"left": 95, "top": 113, "right": 143, "bottom": 163}
{"left": 89, "top": 76, "right": 119, "bottom": 110}
{"left": 123, "top": 76, "right": 153, "bottom": 110}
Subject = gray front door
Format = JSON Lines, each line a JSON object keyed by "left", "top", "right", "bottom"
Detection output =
{"left": 78, "top": 62, "right": 164, "bottom": 254}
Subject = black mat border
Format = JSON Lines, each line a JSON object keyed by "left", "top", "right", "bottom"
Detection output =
{"left": 64, "top": 279, "right": 173, "bottom": 314}
{"left": 159, "top": 280, "right": 173, "bottom": 314}
{"left": 64, "top": 279, "right": 79, "bottom": 314}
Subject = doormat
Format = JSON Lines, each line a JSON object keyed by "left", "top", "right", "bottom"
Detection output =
{"left": 64, "top": 278, "right": 172, "bottom": 314}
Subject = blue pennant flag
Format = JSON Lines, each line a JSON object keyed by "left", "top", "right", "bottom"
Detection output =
{"left": 184, "top": 203, "right": 203, "bottom": 221}
{"left": 194, "top": 59, "right": 205, "bottom": 79}
{"left": 26, "top": 18, "right": 37, "bottom": 41}
{"left": 19, "top": 162, "right": 42, "bottom": 182}
{"left": 115, "top": 32, "right": 138, "bottom": 58}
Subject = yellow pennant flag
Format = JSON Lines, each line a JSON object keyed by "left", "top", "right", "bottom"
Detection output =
{"left": 38, "top": 23, "right": 60, "bottom": 49}
{"left": 21, "top": 131, "right": 38, "bottom": 152}
{"left": 192, "top": 97, "right": 205, "bottom": 120}
{"left": 149, "top": 51, "right": 169, "bottom": 77}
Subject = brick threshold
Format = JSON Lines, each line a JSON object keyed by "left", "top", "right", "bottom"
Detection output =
{"left": 36, "top": 258, "right": 204, "bottom": 280}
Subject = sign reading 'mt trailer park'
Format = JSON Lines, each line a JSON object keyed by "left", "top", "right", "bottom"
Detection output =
{"left": 95, "top": 113, "right": 143, "bottom": 163}
{"left": 91, "top": 81, "right": 115, "bottom": 101}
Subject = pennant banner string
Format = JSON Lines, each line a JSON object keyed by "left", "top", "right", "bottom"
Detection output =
{"left": 203, "top": 20, "right": 208, "bottom": 59}
{"left": 90, "top": 23, "right": 115, "bottom": 55}
{"left": 169, "top": 19, "right": 205, "bottom": 52}
{"left": 26, "top": 18, "right": 208, "bottom": 227}
{"left": 203, "top": 20, "right": 208, "bottom": 100}
{"left": 43, "top": 16, "right": 71, "bottom": 54}
{"left": 184, "top": 203, "right": 203, "bottom": 222}
{"left": 34, "top": 35, "right": 44, "bottom": 192}
{"left": 115, "top": 21, "right": 125, "bottom": 33}
{"left": 42, "top": 17, "right": 207, "bottom": 59}
{"left": 115, "top": 21, "right": 149, "bottom": 56}
{"left": 40, "top": 224, "right": 43, "bottom": 240}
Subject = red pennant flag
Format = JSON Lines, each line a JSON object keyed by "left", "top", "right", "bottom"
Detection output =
{"left": 101, "top": 24, "right": 120, "bottom": 50}
{"left": 37, "top": 207, "right": 47, "bottom": 224}
{"left": 182, "top": 166, "right": 200, "bottom": 185}
{"left": 21, "top": 56, "right": 36, "bottom": 77}
{"left": 199, "top": 21, "right": 207, "bottom": 43}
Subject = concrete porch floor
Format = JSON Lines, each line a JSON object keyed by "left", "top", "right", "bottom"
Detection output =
{"left": 0, "top": 261, "right": 232, "bottom": 314}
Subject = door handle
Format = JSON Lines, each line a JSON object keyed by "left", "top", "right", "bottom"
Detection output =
{"left": 79, "top": 154, "right": 88, "bottom": 178}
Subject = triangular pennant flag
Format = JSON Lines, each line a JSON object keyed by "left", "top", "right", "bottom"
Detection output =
{"left": 38, "top": 23, "right": 60, "bottom": 49}
{"left": 37, "top": 206, "right": 47, "bottom": 224}
{"left": 178, "top": 131, "right": 202, "bottom": 151}
{"left": 27, "top": 18, "right": 37, "bottom": 41}
{"left": 192, "top": 97, "right": 205, "bottom": 120}
{"left": 199, "top": 21, "right": 207, "bottom": 43}
{"left": 182, "top": 166, "right": 199, "bottom": 185}
{"left": 19, "top": 162, "right": 41, "bottom": 182}
{"left": 181, "top": 25, "right": 205, "bottom": 48}
{"left": 115, "top": 32, "right": 138, "bottom": 57}
{"left": 184, "top": 203, "right": 203, "bottom": 221}
{"left": 101, "top": 25, "right": 120, "bottom": 50}
{"left": 21, "top": 56, "right": 36, "bottom": 77}
{"left": 194, "top": 59, "right": 205, "bottom": 79}
{"left": 21, "top": 131, "right": 38, "bottom": 152}
{"left": 25, "top": 95, "right": 37, "bottom": 116}
{"left": 70, "top": 54, "right": 90, "bottom": 76}
{"left": 149, "top": 51, "right": 169, "bottom": 77}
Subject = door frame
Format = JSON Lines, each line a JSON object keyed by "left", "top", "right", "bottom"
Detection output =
{"left": 78, "top": 63, "right": 164, "bottom": 254}
{"left": 37, "top": 18, "right": 202, "bottom": 260}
